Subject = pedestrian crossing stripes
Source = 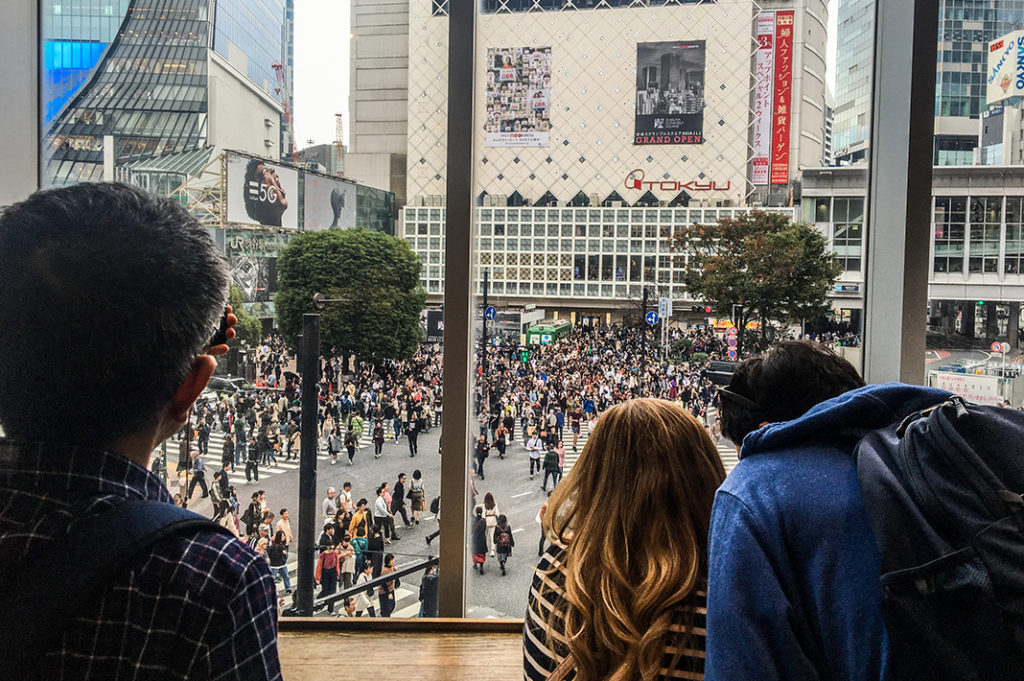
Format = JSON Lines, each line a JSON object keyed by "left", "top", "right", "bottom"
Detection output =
{"left": 199, "top": 426, "right": 381, "bottom": 487}
{"left": 512, "top": 416, "right": 739, "bottom": 475}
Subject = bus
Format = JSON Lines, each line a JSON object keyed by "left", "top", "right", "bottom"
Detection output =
{"left": 526, "top": 320, "right": 573, "bottom": 346}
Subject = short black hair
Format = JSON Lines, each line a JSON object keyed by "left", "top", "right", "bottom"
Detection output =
{"left": 0, "top": 183, "right": 228, "bottom": 448}
{"left": 718, "top": 340, "right": 865, "bottom": 447}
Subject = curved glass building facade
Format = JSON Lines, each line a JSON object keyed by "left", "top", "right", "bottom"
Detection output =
{"left": 42, "top": 0, "right": 289, "bottom": 187}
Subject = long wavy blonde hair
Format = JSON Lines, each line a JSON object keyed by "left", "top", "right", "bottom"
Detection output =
{"left": 540, "top": 398, "right": 725, "bottom": 681}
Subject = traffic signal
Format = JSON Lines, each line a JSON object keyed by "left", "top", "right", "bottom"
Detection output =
{"left": 703, "top": 305, "right": 712, "bottom": 314}
{"left": 692, "top": 304, "right": 713, "bottom": 314}
{"left": 977, "top": 300, "right": 985, "bottom": 306}
{"left": 520, "top": 349, "right": 529, "bottom": 363}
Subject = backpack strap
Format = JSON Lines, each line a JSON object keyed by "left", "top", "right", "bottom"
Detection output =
{"left": 0, "top": 499, "right": 233, "bottom": 680}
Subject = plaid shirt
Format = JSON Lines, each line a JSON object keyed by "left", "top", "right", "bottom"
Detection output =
{"left": 0, "top": 440, "right": 282, "bottom": 680}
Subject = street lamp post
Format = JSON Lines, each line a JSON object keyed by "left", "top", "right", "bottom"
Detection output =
{"left": 641, "top": 287, "right": 649, "bottom": 385}
{"left": 295, "top": 312, "right": 320, "bottom": 616}
{"left": 295, "top": 293, "right": 352, "bottom": 615}
{"left": 481, "top": 268, "right": 489, "bottom": 415}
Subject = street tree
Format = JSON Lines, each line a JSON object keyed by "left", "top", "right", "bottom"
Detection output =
{"left": 671, "top": 210, "right": 842, "bottom": 356}
{"left": 275, "top": 228, "right": 427, "bottom": 369}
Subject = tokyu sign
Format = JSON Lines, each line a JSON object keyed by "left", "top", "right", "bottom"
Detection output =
{"left": 624, "top": 169, "right": 730, "bottom": 193}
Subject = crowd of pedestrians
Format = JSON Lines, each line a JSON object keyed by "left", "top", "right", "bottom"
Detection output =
{"left": 311, "top": 469, "right": 437, "bottom": 617}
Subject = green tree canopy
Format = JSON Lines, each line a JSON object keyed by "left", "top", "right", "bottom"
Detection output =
{"left": 275, "top": 228, "right": 427, "bottom": 365}
{"left": 671, "top": 210, "right": 843, "bottom": 355}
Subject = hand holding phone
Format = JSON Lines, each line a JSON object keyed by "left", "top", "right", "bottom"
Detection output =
{"left": 206, "top": 305, "right": 238, "bottom": 357}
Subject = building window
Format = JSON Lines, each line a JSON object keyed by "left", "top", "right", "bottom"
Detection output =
{"left": 968, "top": 196, "right": 1001, "bottom": 274}
{"left": 933, "top": 196, "right": 966, "bottom": 274}
{"left": 832, "top": 197, "right": 865, "bottom": 272}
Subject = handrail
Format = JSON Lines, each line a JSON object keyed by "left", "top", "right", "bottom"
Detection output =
{"left": 278, "top": 617, "right": 524, "bottom": 633}
{"left": 281, "top": 555, "right": 438, "bottom": 615}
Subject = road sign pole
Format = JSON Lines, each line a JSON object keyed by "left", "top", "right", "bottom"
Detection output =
{"left": 296, "top": 313, "right": 320, "bottom": 616}
{"left": 641, "top": 288, "right": 648, "bottom": 386}
{"left": 481, "top": 269, "right": 488, "bottom": 416}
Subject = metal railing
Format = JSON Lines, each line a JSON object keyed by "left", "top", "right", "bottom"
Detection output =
{"left": 282, "top": 554, "right": 438, "bottom": 616}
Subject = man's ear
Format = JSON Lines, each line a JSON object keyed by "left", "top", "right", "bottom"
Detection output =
{"left": 168, "top": 355, "right": 216, "bottom": 423}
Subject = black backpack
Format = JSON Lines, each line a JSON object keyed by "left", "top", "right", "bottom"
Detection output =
{"left": 429, "top": 496, "right": 440, "bottom": 514}
{"left": 855, "top": 396, "right": 1024, "bottom": 680}
{"left": 0, "top": 500, "right": 230, "bottom": 680}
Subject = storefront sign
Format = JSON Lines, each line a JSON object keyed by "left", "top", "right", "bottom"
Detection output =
{"left": 770, "top": 11, "right": 794, "bottom": 185}
{"left": 751, "top": 12, "right": 776, "bottom": 185}
{"left": 624, "top": 169, "right": 730, "bottom": 193}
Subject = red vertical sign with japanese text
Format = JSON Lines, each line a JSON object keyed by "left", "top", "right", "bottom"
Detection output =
{"left": 770, "top": 10, "right": 794, "bottom": 185}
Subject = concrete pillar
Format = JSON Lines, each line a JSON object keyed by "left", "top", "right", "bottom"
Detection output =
{"left": 962, "top": 303, "right": 976, "bottom": 340}
{"left": 1010, "top": 302, "right": 1021, "bottom": 348}
{"left": 985, "top": 301, "right": 999, "bottom": 339}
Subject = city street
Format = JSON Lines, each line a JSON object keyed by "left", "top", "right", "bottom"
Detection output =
{"left": 172, "top": 413, "right": 738, "bottom": 618}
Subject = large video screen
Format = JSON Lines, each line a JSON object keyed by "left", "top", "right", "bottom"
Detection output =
{"left": 303, "top": 173, "right": 357, "bottom": 231}
{"left": 226, "top": 153, "right": 299, "bottom": 229}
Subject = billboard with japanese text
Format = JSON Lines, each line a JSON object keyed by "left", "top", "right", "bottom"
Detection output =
{"left": 634, "top": 41, "right": 706, "bottom": 145}
{"left": 225, "top": 229, "right": 293, "bottom": 315}
{"left": 770, "top": 11, "right": 794, "bottom": 185}
{"left": 485, "top": 46, "right": 551, "bottom": 147}
{"left": 750, "top": 11, "right": 794, "bottom": 185}
{"left": 751, "top": 13, "right": 776, "bottom": 185}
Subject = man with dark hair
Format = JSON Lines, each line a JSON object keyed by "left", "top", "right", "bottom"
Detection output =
{"left": 0, "top": 183, "right": 281, "bottom": 678}
{"left": 705, "top": 341, "right": 949, "bottom": 681}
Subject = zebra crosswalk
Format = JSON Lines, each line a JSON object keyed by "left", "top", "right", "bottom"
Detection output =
{"left": 172, "top": 426, "right": 380, "bottom": 488}
{"left": 513, "top": 416, "right": 740, "bottom": 476}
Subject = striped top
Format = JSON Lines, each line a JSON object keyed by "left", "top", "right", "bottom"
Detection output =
{"left": 524, "top": 545, "right": 707, "bottom": 681}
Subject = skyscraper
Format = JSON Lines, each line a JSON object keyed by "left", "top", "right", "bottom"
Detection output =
{"left": 833, "top": 0, "right": 1024, "bottom": 166}
{"left": 42, "top": 0, "right": 292, "bottom": 187}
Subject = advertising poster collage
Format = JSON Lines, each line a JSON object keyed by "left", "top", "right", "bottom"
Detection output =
{"left": 485, "top": 46, "right": 552, "bottom": 147}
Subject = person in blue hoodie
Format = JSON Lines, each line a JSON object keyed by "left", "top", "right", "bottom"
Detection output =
{"left": 705, "top": 341, "right": 951, "bottom": 681}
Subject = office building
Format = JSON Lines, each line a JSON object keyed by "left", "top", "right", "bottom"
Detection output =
{"left": 804, "top": 165, "right": 1024, "bottom": 343}
{"left": 345, "top": 0, "right": 410, "bottom": 204}
{"left": 834, "top": 0, "right": 1024, "bottom": 166}
{"left": 42, "top": 0, "right": 292, "bottom": 188}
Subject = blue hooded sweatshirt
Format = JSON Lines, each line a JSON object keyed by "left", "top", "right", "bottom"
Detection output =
{"left": 705, "top": 383, "right": 951, "bottom": 681}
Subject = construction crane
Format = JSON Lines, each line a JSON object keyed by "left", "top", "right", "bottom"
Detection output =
{"left": 271, "top": 62, "right": 297, "bottom": 161}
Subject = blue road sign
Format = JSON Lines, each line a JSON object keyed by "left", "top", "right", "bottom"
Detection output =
{"left": 727, "top": 337, "right": 738, "bottom": 347}
{"left": 727, "top": 348, "right": 738, "bottom": 359}
{"left": 645, "top": 311, "right": 659, "bottom": 326}
{"left": 484, "top": 306, "right": 497, "bottom": 321}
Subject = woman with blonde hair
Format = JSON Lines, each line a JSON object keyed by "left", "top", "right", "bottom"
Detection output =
{"left": 523, "top": 398, "right": 725, "bottom": 681}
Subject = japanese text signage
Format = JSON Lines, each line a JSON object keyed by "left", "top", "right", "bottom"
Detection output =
{"left": 770, "top": 11, "right": 794, "bottom": 186}
{"left": 751, "top": 13, "right": 776, "bottom": 185}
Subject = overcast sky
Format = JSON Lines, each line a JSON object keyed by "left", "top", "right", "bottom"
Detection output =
{"left": 292, "top": 0, "right": 351, "bottom": 148}
{"left": 292, "top": 0, "right": 839, "bottom": 148}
